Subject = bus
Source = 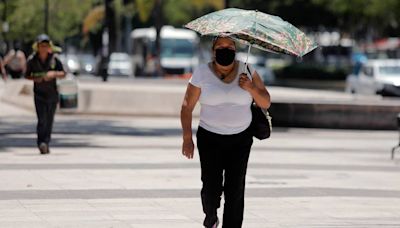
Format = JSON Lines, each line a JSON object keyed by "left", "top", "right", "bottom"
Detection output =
{"left": 131, "top": 26, "right": 199, "bottom": 78}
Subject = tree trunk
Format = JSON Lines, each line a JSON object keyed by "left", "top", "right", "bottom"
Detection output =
{"left": 153, "top": 0, "right": 163, "bottom": 76}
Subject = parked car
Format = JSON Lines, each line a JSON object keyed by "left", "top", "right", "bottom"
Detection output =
{"left": 107, "top": 52, "right": 133, "bottom": 77}
{"left": 58, "top": 54, "right": 81, "bottom": 75}
{"left": 78, "top": 54, "right": 96, "bottom": 75}
{"left": 236, "top": 52, "right": 275, "bottom": 85}
{"left": 346, "top": 59, "right": 400, "bottom": 96}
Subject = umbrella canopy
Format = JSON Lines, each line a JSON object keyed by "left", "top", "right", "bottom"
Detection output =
{"left": 185, "top": 8, "right": 317, "bottom": 57}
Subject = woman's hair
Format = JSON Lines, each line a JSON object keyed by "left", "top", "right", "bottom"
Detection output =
{"left": 212, "top": 36, "right": 236, "bottom": 50}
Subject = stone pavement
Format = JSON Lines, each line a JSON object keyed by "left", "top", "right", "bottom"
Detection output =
{"left": 1, "top": 100, "right": 400, "bottom": 227}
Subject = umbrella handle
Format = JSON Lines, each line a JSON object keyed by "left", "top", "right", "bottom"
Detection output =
{"left": 244, "top": 44, "right": 252, "bottom": 77}
{"left": 245, "top": 10, "right": 257, "bottom": 76}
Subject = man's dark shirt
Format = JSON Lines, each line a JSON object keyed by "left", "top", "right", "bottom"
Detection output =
{"left": 25, "top": 53, "right": 64, "bottom": 103}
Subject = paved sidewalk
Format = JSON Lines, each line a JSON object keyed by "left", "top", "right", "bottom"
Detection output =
{"left": 1, "top": 101, "right": 400, "bottom": 227}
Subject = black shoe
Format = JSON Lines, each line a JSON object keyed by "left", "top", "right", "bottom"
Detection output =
{"left": 39, "top": 143, "right": 49, "bottom": 154}
{"left": 205, "top": 218, "right": 219, "bottom": 228}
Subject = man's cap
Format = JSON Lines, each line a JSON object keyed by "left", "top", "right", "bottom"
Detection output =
{"left": 36, "top": 34, "right": 51, "bottom": 43}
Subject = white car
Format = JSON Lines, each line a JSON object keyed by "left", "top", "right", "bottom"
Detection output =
{"left": 107, "top": 52, "right": 134, "bottom": 77}
{"left": 58, "top": 54, "right": 81, "bottom": 75}
{"left": 346, "top": 59, "right": 400, "bottom": 96}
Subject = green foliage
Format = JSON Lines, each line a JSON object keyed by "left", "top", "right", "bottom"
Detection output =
{"left": 163, "top": 0, "right": 220, "bottom": 26}
{"left": 229, "top": 0, "right": 400, "bottom": 37}
{"left": 50, "top": 0, "right": 94, "bottom": 42}
{"left": 135, "top": 0, "right": 155, "bottom": 22}
{"left": 311, "top": 0, "right": 400, "bottom": 35}
{"left": 1, "top": 0, "right": 399, "bottom": 45}
{"left": 3, "top": 0, "right": 94, "bottom": 43}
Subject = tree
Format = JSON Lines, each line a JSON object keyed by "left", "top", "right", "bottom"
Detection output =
{"left": 3, "top": 0, "right": 94, "bottom": 43}
{"left": 228, "top": 0, "right": 400, "bottom": 39}
{"left": 163, "top": 0, "right": 224, "bottom": 26}
{"left": 132, "top": 0, "right": 223, "bottom": 27}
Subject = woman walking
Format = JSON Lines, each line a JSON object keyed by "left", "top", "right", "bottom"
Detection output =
{"left": 180, "top": 36, "right": 270, "bottom": 228}
{"left": 25, "top": 34, "right": 65, "bottom": 154}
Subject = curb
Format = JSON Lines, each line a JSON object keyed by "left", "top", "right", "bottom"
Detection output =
{"left": 2, "top": 80, "right": 400, "bottom": 130}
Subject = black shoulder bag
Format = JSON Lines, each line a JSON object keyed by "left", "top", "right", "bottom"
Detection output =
{"left": 247, "top": 65, "right": 272, "bottom": 140}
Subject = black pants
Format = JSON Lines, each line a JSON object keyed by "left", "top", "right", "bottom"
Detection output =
{"left": 34, "top": 97, "right": 57, "bottom": 147}
{"left": 196, "top": 126, "right": 253, "bottom": 228}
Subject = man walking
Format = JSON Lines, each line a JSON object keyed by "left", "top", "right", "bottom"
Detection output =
{"left": 3, "top": 41, "right": 27, "bottom": 79}
{"left": 25, "top": 34, "right": 65, "bottom": 154}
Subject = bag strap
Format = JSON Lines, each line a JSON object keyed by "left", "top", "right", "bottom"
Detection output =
{"left": 245, "top": 63, "right": 257, "bottom": 106}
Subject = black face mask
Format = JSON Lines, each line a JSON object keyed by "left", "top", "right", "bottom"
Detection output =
{"left": 215, "top": 48, "right": 236, "bottom": 66}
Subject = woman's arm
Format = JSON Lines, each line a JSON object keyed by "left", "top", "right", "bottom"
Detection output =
{"left": 43, "top": 70, "right": 66, "bottom": 81}
{"left": 19, "top": 52, "right": 27, "bottom": 73}
{"left": 43, "top": 58, "right": 66, "bottom": 81}
{"left": 239, "top": 71, "right": 271, "bottom": 109}
{"left": 0, "top": 59, "right": 6, "bottom": 80}
{"left": 180, "top": 83, "right": 201, "bottom": 159}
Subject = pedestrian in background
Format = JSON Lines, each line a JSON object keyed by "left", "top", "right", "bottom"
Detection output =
{"left": 25, "top": 34, "right": 66, "bottom": 154}
{"left": 180, "top": 36, "right": 270, "bottom": 228}
{"left": 3, "top": 41, "right": 27, "bottom": 79}
{"left": 0, "top": 54, "right": 6, "bottom": 81}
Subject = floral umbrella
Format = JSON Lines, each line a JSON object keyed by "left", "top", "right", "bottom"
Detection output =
{"left": 185, "top": 8, "right": 317, "bottom": 57}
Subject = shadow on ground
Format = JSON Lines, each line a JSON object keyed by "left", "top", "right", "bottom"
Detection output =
{"left": 0, "top": 119, "right": 182, "bottom": 136}
{"left": 0, "top": 117, "right": 290, "bottom": 150}
{"left": 0, "top": 118, "right": 183, "bottom": 149}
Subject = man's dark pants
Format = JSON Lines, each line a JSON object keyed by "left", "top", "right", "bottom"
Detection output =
{"left": 196, "top": 126, "right": 253, "bottom": 228}
{"left": 34, "top": 96, "right": 57, "bottom": 147}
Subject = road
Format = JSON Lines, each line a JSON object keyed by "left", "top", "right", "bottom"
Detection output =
{"left": 1, "top": 99, "right": 400, "bottom": 227}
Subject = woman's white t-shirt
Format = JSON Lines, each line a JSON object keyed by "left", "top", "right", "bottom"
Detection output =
{"left": 189, "top": 61, "right": 256, "bottom": 135}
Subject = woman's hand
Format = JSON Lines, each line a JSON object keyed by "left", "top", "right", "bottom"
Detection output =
{"left": 43, "top": 71, "right": 55, "bottom": 81}
{"left": 180, "top": 83, "right": 200, "bottom": 160}
{"left": 239, "top": 73, "right": 255, "bottom": 92}
{"left": 182, "top": 138, "right": 194, "bottom": 159}
{"left": 242, "top": 71, "right": 271, "bottom": 109}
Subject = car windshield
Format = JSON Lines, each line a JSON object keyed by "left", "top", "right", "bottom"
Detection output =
{"left": 379, "top": 66, "right": 400, "bottom": 76}
{"left": 111, "top": 54, "right": 130, "bottom": 62}
{"left": 160, "top": 39, "right": 195, "bottom": 58}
